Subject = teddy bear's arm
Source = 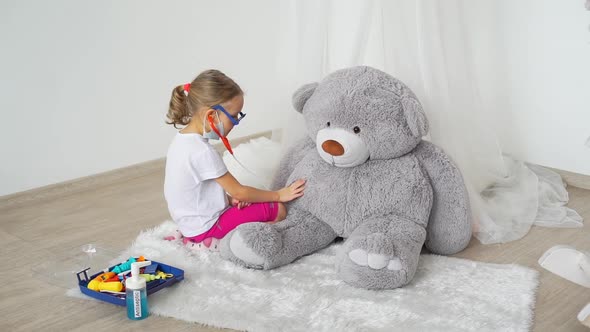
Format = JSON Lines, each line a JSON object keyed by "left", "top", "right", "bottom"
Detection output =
{"left": 414, "top": 141, "right": 472, "bottom": 255}
{"left": 270, "top": 136, "right": 316, "bottom": 190}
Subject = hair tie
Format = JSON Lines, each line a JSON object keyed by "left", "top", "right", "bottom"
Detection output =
{"left": 183, "top": 83, "right": 191, "bottom": 96}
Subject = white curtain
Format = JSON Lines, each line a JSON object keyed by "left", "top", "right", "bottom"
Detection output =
{"left": 275, "top": 0, "right": 583, "bottom": 244}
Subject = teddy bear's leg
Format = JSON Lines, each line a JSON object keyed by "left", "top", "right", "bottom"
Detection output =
{"left": 220, "top": 208, "right": 337, "bottom": 269}
{"left": 337, "top": 216, "right": 426, "bottom": 289}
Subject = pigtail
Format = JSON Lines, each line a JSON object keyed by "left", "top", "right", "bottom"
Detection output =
{"left": 166, "top": 85, "right": 192, "bottom": 129}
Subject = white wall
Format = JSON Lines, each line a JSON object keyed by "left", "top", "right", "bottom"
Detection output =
{"left": 1, "top": 0, "right": 589, "bottom": 197}
{"left": 0, "top": 0, "right": 290, "bottom": 196}
{"left": 496, "top": 0, "right": 590, "bottom": 175}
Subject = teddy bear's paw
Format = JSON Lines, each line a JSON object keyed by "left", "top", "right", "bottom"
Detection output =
{"left": 339, "top": 247, "right": 409, "bottom": 289}
{"left": 347, "top": 232, "right": 401, "bottom": 270}
{"left": 227, "top": 222, "right": 283, "bottom": 268}
{"left": 338, "top": 232, "right": 411, "bottom": 289}
{"left": 348, "top": 249, "right": 402, "bottom": 270}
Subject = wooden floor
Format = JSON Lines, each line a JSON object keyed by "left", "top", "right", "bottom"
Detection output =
{"left": 1, "top": 165, "right": 589, "bottom": 331}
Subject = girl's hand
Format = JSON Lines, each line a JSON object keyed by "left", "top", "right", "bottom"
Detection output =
{"left": 277, "top": 179, "right": 306, "bottom": 203}
{"left": 231, "top": 197, "right": 251, "bottom": 210}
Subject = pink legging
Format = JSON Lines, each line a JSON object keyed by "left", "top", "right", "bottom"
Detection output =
{"left": 184, "top": 202, "right": 279, "bottom": 243}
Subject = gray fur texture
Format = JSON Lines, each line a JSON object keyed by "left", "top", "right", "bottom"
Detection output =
{"left": 220, "top": 66, "right": 472, "bottom": 289}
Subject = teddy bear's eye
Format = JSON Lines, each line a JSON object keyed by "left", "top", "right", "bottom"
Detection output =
{"left": 326, "top": 122, "right": 331, "bottom": 127}
{"left": 353, "top": 126, "right": 361, "bottom": 134}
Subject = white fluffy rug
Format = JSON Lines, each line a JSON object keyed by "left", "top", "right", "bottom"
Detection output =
{"left": 68, "top": 221, "right": 538, "bottom": 332}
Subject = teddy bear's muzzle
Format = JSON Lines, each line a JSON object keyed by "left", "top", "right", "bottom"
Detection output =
{"left": 316, "top": 128, "right": 370, "bottom": 167}
{"left": 321, "top": 140, "right": 345, "bottom": 156}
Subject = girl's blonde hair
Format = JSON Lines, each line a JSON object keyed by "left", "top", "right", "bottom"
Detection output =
{"left": 167, "top": 69, "right": 243, "bottom": 128}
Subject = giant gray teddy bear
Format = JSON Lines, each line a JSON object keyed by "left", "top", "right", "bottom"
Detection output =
{"left": 220, "top": 66, "right": 472, "bottom": 289}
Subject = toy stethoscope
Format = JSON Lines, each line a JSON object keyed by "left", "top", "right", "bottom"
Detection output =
{"left": 207, "top": 111, "right": 269, "bottom": 189}
{"left": 207, "top": 113, "right": 234, "bottom": 155}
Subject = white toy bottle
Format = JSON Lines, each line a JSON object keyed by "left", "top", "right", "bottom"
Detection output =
{"left": 125, "top": 260, "right": 151, "bottom": 320}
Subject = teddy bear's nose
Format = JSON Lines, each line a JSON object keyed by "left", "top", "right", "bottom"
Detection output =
{"left": 321, "top": 140, "right": 345, "bottom": 156}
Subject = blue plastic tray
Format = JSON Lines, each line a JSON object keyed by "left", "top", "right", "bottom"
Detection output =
{"left": 76, "top": 259, "right": 184, "bottom": 306}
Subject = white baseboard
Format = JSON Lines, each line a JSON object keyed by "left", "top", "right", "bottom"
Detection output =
{"left": 0, "top": 130, "right": 276, "bottom": 210}
{"left": 548, "top": 167, "right": 590, "bottom": 190}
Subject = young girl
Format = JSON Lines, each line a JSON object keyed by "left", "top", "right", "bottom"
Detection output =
{"left": 164, "top": 69, "right": 305, "bottom": 251}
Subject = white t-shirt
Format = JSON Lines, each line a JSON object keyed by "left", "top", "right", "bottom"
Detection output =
{"left": 164, "top": 132, "right": 229, "bottom": 237}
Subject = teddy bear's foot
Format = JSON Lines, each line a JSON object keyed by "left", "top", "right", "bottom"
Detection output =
{"left": 229, "top": 230, "right": 266, "bottom": 265}
{"left": 338, "top": 232, "right": 413, "bottom": 289}
{"left": 337, "top": 223, "right": 425, "bottom": 289}
{"left": 220, "top": 222, "right": 282, "bottom": 269}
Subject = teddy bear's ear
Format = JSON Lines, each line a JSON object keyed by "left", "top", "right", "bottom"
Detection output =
{"left": 401, "top": 94, "right": 429, "bottom": 137}
{"left": 292, "top": 82, "right": 318, "bottom": 113}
